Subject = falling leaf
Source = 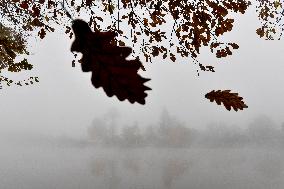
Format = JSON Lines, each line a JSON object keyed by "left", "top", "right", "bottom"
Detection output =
{"left": 70, "top": 19, "right": 151, "bottom": 105}
{"left": 205, "top": 90, "right": 248, "bottom": 111}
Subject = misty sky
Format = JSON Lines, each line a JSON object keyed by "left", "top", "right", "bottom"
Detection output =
{"left": 1, "top": 4, "right": 284, "bottom": 138}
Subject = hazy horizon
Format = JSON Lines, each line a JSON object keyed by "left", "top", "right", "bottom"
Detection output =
{"left": 1, "top": 2, "right": 284, "bottom": 189}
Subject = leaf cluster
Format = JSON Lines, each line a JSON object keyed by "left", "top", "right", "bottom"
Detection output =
{"left": 111, "top": 0, "right": 250, "bottom": 72}
{"left": 1, "top": 0, "right": 251, "bottom": 71}
{"left": 56, "top": 0, "right": 251, "bottom": 73}
{"left": 1, "top": 0, "right": 252, "bottom": 110}
{"left": 255, "top": 0, "right": 284, "bottom": 39}
{"left": 0, "top": 23, "right": 38, "bottom": 87}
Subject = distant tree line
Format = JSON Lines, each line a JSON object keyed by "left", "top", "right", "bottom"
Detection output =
{"left": 87, "top": 109, "right": 194, "bottom": 148}
{"left": 87, "top": 111, "right": 284, "bottom": 148}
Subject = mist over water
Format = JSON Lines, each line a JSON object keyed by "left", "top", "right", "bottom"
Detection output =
{"left": 1, "top": 3, "right": 284, "bottom": 188}
{"left": 1, "top": 110, "right": 284, "bottom": 189}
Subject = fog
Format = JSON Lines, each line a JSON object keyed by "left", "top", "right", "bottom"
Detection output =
{"left": 1, "top": 3, "right": 284, "bottom": 189}
{"left": 1, "top": 110, "right": 284, "bottom": 189}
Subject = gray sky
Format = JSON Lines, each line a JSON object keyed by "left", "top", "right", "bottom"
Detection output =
{"left": 1, "top": 5, "right": 284, "bottom": 137}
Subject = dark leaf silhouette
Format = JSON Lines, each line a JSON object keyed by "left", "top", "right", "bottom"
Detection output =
{"left": 205, "top": 90, "right": 248, "bottom": 111}
{"left": 71, "top": 19, "right": 151, "bottom": 105}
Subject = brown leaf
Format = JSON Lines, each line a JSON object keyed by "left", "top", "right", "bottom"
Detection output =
{"left": 118, "top": 40, "right": 125, "bottom": 46}
{"left": 38, "top": 28, "right": 46, "bottom": 39}
{"left": 152, "top": 46, "right": 159, "bottom": 57}
{"left": 20, "top": 1, "right": 29, "bottom": 9}
{"left": 95, "top": 16, "right": 104, "bottom": 22}
{"left": 170, "top": 53, "right": 176, "bottom": 62}
{"left": 205, "top": 90, "right": 248, "bottom": 111}
{"left": 70, "top": 19, "right": 151, "bottom": 105}
{"left": 32, "top": 5, "right": 40, "bottom": 17}
{"left": 256, "top": 27, "right": 265, "bottom": 38}
{"left": 229, "top": 43, "right": 239, "bottom": 49}
{"left": 31, "top": 18, "right": 44, "bottom": 27}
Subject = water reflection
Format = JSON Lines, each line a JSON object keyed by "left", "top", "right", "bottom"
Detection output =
{"left": 90, "top": 157, "right": 121, "bottom": 189}
{"left": 254, "top": 157, "right": 284, "bottom": 179}
{"left": 89, "top": 149, "right": 191, "bottom": 189}
{"left": 161, "top": 158, "right": 189, "bottom": 189}
{"left": 2, "top": 130, "right": 284, "bottom": 189}
{"left": 122, "top": 156, "right": 141, "bottom": 175}
{"left": 87, "top": 147, "right": 284, "bottom": 189}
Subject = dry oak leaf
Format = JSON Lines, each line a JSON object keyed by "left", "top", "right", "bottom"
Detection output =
{"left": 205, "top": 90, "right": 248, "bottom": 111}
{"left": 70, "top": 19, "right": 151, "bottom": 105}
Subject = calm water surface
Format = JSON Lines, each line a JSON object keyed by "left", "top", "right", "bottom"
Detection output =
{"left": 0, "top": 139, "right": 284, "bottom": 189}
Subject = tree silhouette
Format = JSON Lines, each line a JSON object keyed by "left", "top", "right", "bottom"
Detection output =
{"left": 0, "top": 0, "right": 263, "bottom": 110}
